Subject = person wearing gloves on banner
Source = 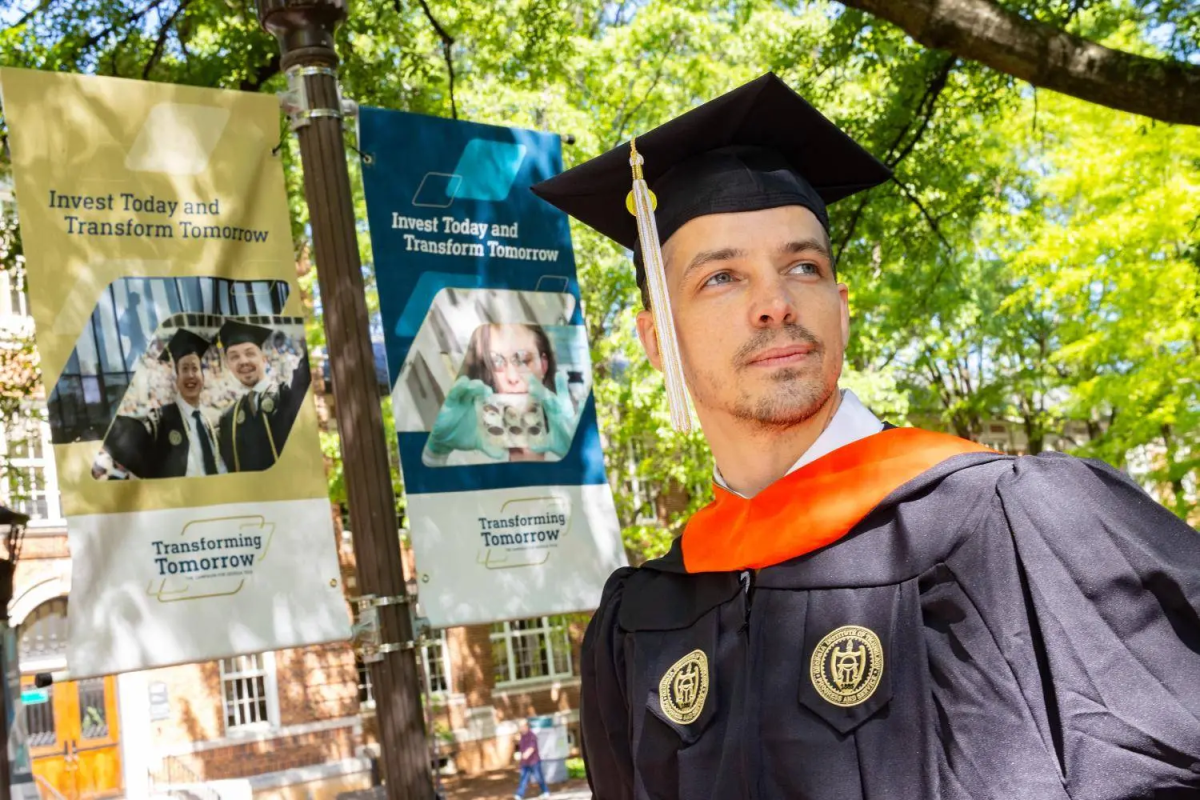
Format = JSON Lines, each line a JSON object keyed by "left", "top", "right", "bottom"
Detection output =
{"left": 216, "top": 319, "right": 310, "bottom": 472}
{"left": 531, "top": 73, "right": 1200, "bottom": 799}
{"left": 144, "top": 328, "right": 225, "bottom": 478}
{"left": 425, "top": 322, "right": 576, "bottom": 464}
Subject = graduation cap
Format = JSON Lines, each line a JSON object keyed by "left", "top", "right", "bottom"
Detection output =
{"left": 158, "top": 328, "right": 213, "bottom": 365}
{"left": 102, "top": 415, "right": 153, "bottom": 478}
{"left": 217, "top": 319, "right": 272, "bottom": 351}
{"left": 531, "top": 73, "right": 891, "bottom": 432}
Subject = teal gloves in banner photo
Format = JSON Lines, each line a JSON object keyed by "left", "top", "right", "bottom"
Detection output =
{"left": 527, "top": 372, "right": 576, "bottom": 459}
{"left": 427, "top": 377, "right": 506, "bottom": 459}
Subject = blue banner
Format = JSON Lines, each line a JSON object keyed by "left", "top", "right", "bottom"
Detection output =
{"left": 359, "top": 109, "right": 625, "bottom": 627}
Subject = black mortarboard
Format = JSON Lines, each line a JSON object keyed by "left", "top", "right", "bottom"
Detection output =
{"left": 531, "top": 72, "right": 891, "bottom": 252}
{"left": 102, "top": 415, "right": 152, "bottom": 478}
{"left": 158, "top": 329, "right": 212, "bottom": 364}
{"left": 217, "top": 319, "right": 272, "bottom": 350}
{"left": 530, "top": 73, "right": 891, "bottom": 432}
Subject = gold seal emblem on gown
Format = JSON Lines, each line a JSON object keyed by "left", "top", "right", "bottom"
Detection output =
{"left": 261, "top": 395, "right": 275, "bottom": 413}
{"left": 659, "top": 649, "right": 709, "bottom": 724}
{"left": 810, "top": 625, "right": 884, "bottom": 707}
{"left": 168, "top": 430, "right": 183, "bottom": 446}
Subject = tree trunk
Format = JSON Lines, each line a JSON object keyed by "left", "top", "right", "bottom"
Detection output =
{"left": 839, "top": 0, "right": 1200, "bottom": 126}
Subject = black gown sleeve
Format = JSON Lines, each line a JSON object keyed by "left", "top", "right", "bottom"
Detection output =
{"left": 581, "top": 566, "right": 637, "bottom": 800}
{"left": 996, "top": 453, "right": 1200, "bottom": 796}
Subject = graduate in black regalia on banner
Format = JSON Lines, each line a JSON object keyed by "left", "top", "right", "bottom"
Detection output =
{"left": 147, "top": 328, "right": 225, "bottom": 479}
{"left": 531, "top": 73, "right": 1200, "bottom": 800}
{"left": 216, "top": 319, "right": 310, "bottom": 473}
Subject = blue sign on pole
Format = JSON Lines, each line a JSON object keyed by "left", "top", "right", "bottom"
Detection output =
{"left": 359, "top": 109, "right": 626, "bottom": 627}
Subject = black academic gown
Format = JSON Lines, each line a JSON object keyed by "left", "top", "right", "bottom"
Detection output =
{"left": 581, "top": 444, "right": 1200, "bottom": 799}
{"left": 145, "top": 403, "right": 219, "bottom": 479}
{"left": 218, "top": 357, "right": 310, "bottom": 473}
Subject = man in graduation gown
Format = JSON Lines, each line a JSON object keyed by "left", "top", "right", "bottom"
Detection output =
{"left": 144, "top": 328, "right": 225, "bottom": 478}
{"left": 216, "top": 319, "right": 310, "bottom": 472}
{"left": 531, "top": 73, "right": 1200, "bottom": 799}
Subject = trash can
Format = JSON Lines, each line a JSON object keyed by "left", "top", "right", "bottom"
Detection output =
{"left": 530, "top": 715, "right": 569, "bottom": 784}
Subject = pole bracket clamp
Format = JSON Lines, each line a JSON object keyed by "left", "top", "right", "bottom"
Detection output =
{"left": 278, "top": 65, "right": 358, "bottom": 131}
{"left": 351, "top": 595, "right": 430, "bottom": 663}
{"left": 353, "top": 593, "right": 415, "bottom": 610}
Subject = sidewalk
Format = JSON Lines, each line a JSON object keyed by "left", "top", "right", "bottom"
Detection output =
{"left": 438, "top": 768, "right": 590, "bottom": 799}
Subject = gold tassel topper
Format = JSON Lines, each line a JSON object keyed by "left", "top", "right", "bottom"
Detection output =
{"left": 627, "top": 138, "right": 691, "bottom": 433}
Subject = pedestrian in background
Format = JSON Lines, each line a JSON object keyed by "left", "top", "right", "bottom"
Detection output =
{"left": 514, "top": 719, "right": 549, "bottom": 799}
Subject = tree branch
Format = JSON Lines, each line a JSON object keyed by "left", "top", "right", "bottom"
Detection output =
{"left": 839, "top": 0, "right": 1200, "bottom": 125}
{"left": 833, "top": 56, "right": 956, "bottom": 265}
{"left": 886, "top": 56, "right": 956, "bottom": 168}
{"left": 74, "top": 0, "right": 170, "bottom": 59}
{"left": 404, "top": 0, "right": 458, "bottom": 119}
{"left": 142, "top": 0, "right": 191, "bottom": 80}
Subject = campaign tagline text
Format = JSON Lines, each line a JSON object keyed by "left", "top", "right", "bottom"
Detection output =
{"left": 392, "top": 213, "right": 560, "bottom": 263}
{"left": 47, "top": 189, "right": 270, "bottom": 243}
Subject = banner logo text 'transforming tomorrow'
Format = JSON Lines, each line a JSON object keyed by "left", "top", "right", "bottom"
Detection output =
{"left": 150, "top": 534, "right": 263, "bottom": 577}
{"left": 478, "top": 512, "right": 567, "bottom": 547}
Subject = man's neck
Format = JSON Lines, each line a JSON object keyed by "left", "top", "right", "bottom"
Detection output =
{"left": 705, "top": 389, "right": 842, "bottom": 498}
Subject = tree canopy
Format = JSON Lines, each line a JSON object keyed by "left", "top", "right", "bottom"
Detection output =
{"left": 1, "top": 0, "right": 1197, "bottom": 556}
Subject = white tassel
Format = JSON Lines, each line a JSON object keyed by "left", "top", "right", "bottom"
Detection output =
{"left": 628, "top": 139, "right": 691, "bottom": 433}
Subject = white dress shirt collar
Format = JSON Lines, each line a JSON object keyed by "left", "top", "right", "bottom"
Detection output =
{"left": 176, "top": 397, "right": 200, "bottom": 417}
{"left": 713, "top": 388, "right": 884, "bottom": 498}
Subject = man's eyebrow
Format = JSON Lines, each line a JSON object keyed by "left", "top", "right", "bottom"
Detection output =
{"left": 680, "top": 247, "right": 747, "bottom": 281}
{"left": 778, "top": 237, "right": 832, "bottom": 261}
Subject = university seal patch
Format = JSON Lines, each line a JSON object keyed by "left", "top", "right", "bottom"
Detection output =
{"left": 261, "top": 396, "right": 275, "bottom": 413}
{"left": 810, "top": 625, "right": 884, "bottom": 707}
{"left": 659, "top": 649, "right": 709, "bottom": 725}
{"left": 168, "top": 430, "right": 183, "bottom": 446}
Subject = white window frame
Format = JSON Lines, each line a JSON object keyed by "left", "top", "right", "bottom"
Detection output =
{"left": 0, "top": 266, "right": 29, "bottom": 321}
{"left": 218, "top": 652, "right": 280, "bottom": 735}
{"left": 420, "top": 630, "right": 452, "bottom": 697}
{"left": 490, "top": 616, "right": 574, "bottom": 687}
{"left": 0, "top": 412, "right": 63, "bottom": 526}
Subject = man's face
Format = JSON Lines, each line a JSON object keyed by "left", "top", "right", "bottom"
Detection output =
{"left": 175, "top": 353, "right": 204, "bottom": 405}
{"left": 637, "top": 205, "right": 849, "bottom": 429}
{"left": 225, "top": 342, "right": 266, "bottom": 388}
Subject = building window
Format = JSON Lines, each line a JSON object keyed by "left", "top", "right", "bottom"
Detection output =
{"left": 78, "top": 677, "right": 109, "bottom": 739}
{"left": 490, "top": 616, "right": 574, "bottom": 686}
{"left": 420, "top": 630, "right": 451, "bottom": 695}
{"left": 356, "top": 657, "right": 375, "bottom": 710}
{"left": 18, "top": 597, "right": 68, "bottom": 670}
{"left": 0, "top": 267, "right": 28, "bottom": 319}
{"left": 1, "top": 415, "right": 60, "bottom": 523}
{"left": 24, "top": 686, "right": 55, "bottom": 747}
{"left": 219, "top": 652, "right": 279, "bottom": 733}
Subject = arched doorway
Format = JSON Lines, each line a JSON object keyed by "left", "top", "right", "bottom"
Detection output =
{"left": 17, "top": 598, "right": 122, "bottom": 800}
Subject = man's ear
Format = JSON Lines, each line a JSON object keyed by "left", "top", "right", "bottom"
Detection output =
{"left": 635, "top": 310, "right": 663, "bottom": 372}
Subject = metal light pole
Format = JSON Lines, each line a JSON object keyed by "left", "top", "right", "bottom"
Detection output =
{"left": 254, "top": 3, "right": 434, "bottom": 798}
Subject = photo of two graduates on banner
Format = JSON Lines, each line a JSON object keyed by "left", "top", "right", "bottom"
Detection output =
{"left": 94, "top": 313, "right": 310, "bottom": 480}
